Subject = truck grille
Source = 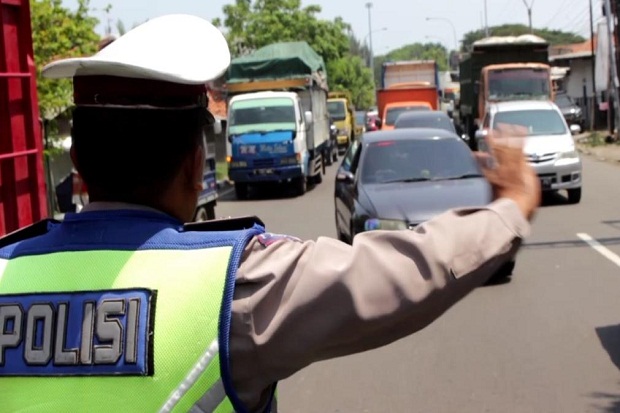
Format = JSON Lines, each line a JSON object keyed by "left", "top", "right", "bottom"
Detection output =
{"left": 253, "top": 159, "right": 276, "bottom": 168}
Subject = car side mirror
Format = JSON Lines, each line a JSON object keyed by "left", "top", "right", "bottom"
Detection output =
{"left": 336, "top": 170, "right": 355, "bottom": 183}
{"left": 570, "top": 124, "right": 582, "bottom": 135}
{"left": 304, "top": 111, "right": 313, "bottom": 126}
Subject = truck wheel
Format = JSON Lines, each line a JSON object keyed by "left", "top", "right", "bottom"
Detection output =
{"left": 325, "top": 150, "right": 333, "bottom": 166}
{"left": 314, "top": 170, "right": 323, "bottom": 184}
{"left": 194, "top": 204, "right": 215, "bottom": 222}
{"left": 295, "top": 176, "right": 307, "bottom": 196}
{"left": 234, "top": 183, "right": 248, "bottom": 200}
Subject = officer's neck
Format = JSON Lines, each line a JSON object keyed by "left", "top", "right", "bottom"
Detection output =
{"left": 88, "top": 187, "right": 195, "bottom": 223}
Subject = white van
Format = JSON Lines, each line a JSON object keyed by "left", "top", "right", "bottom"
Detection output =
{"left": 476, "top": 100, "right": 583, "bottom": 204}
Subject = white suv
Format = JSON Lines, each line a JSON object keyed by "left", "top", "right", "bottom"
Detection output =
{"left": 476, "top": 100, "right": 583, "bottom": 204}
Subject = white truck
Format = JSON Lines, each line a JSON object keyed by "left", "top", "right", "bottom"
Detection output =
{"left": 225, "top": 41, "right": 330, "bottom": 198}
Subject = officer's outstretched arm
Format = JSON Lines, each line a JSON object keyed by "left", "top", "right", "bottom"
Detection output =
{"left": 229, "top": 198, "right": 530, "bottom": 411}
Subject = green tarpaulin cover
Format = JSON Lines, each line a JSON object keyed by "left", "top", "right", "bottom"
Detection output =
{"left": 228, "top": 41, "right": 327, "bottom": 83}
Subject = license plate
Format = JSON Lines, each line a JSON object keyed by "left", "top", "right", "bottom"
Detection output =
{"left": 540, "top": 177, "right": 552, "bottom": 189}
{"left": 255, "top": 168, "right": 274, "bottom": 175}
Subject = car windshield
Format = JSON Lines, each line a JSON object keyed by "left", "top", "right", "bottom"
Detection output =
{"left": 492, "top": 109, "right": 568, "bottom": 136}
{"left": 385, "top": 106, "right": 431, "bottom": 125}
{"left": 361, "top": 138, "right": 481, "bottom": 184}
{"left": 328, "top": 101, "right": 347, "bottom": 121}
{"left": 394, "top": 114, "right": 456, "bottom": 133}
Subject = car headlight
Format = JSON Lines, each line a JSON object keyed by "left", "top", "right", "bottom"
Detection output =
{"left": 330, "top": 125, "right": 337, "bottom": 131}
{"left": 364, "top": 218, "right": 408, "bottom": 231}
{"left": 559, "top": 150, "right": 579, "bottom": 160}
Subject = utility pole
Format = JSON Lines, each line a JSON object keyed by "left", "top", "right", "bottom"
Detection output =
{"left": 521, "top": 0, "right": 534, "bottom": 33}
{"left": 589, "top": 0, "right": 597, "bottom": 130}
{"left": 366, "top": 3, "right": 375, "bottom": 88}
{"left": 604, "top": 0, "right": 620, "bottom": 138}
{"left": 484, "top": 0, "right": 489, "bottom": 37}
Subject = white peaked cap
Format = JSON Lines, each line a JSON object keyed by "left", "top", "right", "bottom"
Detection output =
{"left": 42, "top": 14, "right": 231, "bottom": 85}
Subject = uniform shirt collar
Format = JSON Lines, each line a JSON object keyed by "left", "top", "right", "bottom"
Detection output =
{"left": 80, "top": 201, "right": 165, "bottom": 215}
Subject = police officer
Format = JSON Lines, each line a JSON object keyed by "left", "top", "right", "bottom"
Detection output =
{"left": 0, "top": 14, "right": 540, "bottom": 413}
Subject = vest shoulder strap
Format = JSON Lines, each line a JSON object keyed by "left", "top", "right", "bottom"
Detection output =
{"left": 183, "top": 215, "right": 265, "bottom": 232}
{"left": 0, "top": 219, "right": 60, "bottom": 249}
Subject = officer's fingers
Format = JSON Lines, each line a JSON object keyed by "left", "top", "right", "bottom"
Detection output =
{"left": 473, "top": 152, "right": 499, "bottom": 181}
{"left": 495, "top": 122, "right": 529, "bottom": 137}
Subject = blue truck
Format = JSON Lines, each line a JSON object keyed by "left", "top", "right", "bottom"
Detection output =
{"left": 225, "top": 41, "right": 331, "bottom": 198}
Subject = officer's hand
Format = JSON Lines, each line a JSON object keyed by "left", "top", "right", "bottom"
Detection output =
{"left": 475, "top": 123, "right": 541, "bottom": 222}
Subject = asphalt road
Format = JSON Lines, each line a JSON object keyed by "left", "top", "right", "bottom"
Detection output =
{"left": 215, "top": 154, "right": 620, "bottom": 413}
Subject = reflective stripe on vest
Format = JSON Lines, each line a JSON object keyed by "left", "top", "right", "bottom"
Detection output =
{"left": 0, "top": 225, "right": 267, "bottom": 413}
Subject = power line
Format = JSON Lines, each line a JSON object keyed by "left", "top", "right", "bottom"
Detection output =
{"left": 543, "top": 0, "right": 581, "bottom": 28}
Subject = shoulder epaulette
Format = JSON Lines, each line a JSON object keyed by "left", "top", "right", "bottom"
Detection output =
{"left": 183, "top": 216, "right": 265, "bottom": 232}
{"left": 0, "top": 219, "right": 60, "bottom": 249}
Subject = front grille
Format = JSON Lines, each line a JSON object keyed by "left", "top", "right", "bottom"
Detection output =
{"left": 253, "top": 158, "right": 276, "bottom": 168}
{"left": 526, "top": 152, "right": 557, "bottom": 163}
{"left": 538, "top": 173, "right": 557, "bottom": 184}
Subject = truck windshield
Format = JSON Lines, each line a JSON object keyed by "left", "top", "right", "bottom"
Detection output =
{"left": 328, "top": 101, "right": 347, "bottom": 121}
{"left": 229, "top": 97, "right": 296, "bottom": 135}
{"left": 488, "top": 68, "right": 550, "bottom": 100}
{"left": 492, "top": 109, "right": 568, "bottom": 136}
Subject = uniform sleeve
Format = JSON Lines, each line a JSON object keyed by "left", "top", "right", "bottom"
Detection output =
{"left": 229, "top": 198, "right": 530, "bottom": 411}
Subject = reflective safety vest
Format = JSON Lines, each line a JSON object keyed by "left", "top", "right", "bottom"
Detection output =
{"left": 0, "top": 211, "right": 276, "bottom": 413}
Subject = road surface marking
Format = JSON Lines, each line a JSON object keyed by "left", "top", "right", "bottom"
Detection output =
{"left": 577, "top": 233, "right": 620, "bottom": 267}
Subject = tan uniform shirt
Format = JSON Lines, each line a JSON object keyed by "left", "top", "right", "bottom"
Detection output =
{"left": 81, "top": 198, "right": 530, "bottom": 412}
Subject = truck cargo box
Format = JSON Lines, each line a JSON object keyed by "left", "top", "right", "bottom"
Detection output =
{"left": 0, "top": 0, "right": 49, "bottom": 235}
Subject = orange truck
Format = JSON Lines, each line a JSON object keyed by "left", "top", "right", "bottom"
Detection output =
{"left": 456, "top": 35, "right": 552, "bottom": 148}
{"left": 376, "top": 60, "right": 440, "bottom": 130}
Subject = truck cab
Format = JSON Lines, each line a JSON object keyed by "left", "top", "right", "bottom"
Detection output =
{"left": 327, "top": 92, "right": 355, "bottom": 153}
{"left": 226, "top": 91, "right": 315, "bottom": 198}
{"left": 478, "top": 63, "right": 553, "bottom": 122}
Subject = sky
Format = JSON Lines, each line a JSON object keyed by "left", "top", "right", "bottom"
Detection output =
{"left": 63, "top": 0, "right": 603, "bottom": 54}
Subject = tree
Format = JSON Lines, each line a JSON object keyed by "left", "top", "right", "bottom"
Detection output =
{"left": 461, "top": 24, "right": 586, "bottom": 51}
{"left": 213, "top": 0, "right": 350, "bottom": 61}
{"left": 328, "top": 56, "right": 374, "bottom": 109}
{"left": 214, "top": 0, "right": 373, "bottom": 106}
{"left": 30, "top": 0, "right": 100, "bottom": 123}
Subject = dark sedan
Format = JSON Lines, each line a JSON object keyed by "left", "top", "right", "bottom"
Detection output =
{"left": 554, "top": 92, "right": 585, "bottom": 130}
{"left": 334, "top": 128, "right": 516, "bottom": 279}
{"left": 394, "top": 110, "right": 457, "bottom": 134}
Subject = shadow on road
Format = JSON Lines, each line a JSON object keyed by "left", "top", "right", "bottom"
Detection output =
{"left": 586, "top": 326, "right": 620, "bottom": 412}
{"left": 589, "top": 390, "right": 620, "bottom": 413}
{"left": 522, "top": 236, "right": 620, "bottom": 250}
{"left": 219, "top": 181, "right": 319, "bottom": 202}
{"left": 602, "top": 220, "right": 620, "bottom": 232}
{"left": 596, "top": 325, "right": 620, "bottom": 372}
{"left": 540, "top": 191, "right": 573, "bottom": 207}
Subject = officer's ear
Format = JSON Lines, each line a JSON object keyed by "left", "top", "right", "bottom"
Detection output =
{"left": 189, "top": 142, "right": 205, "bottom": 192}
